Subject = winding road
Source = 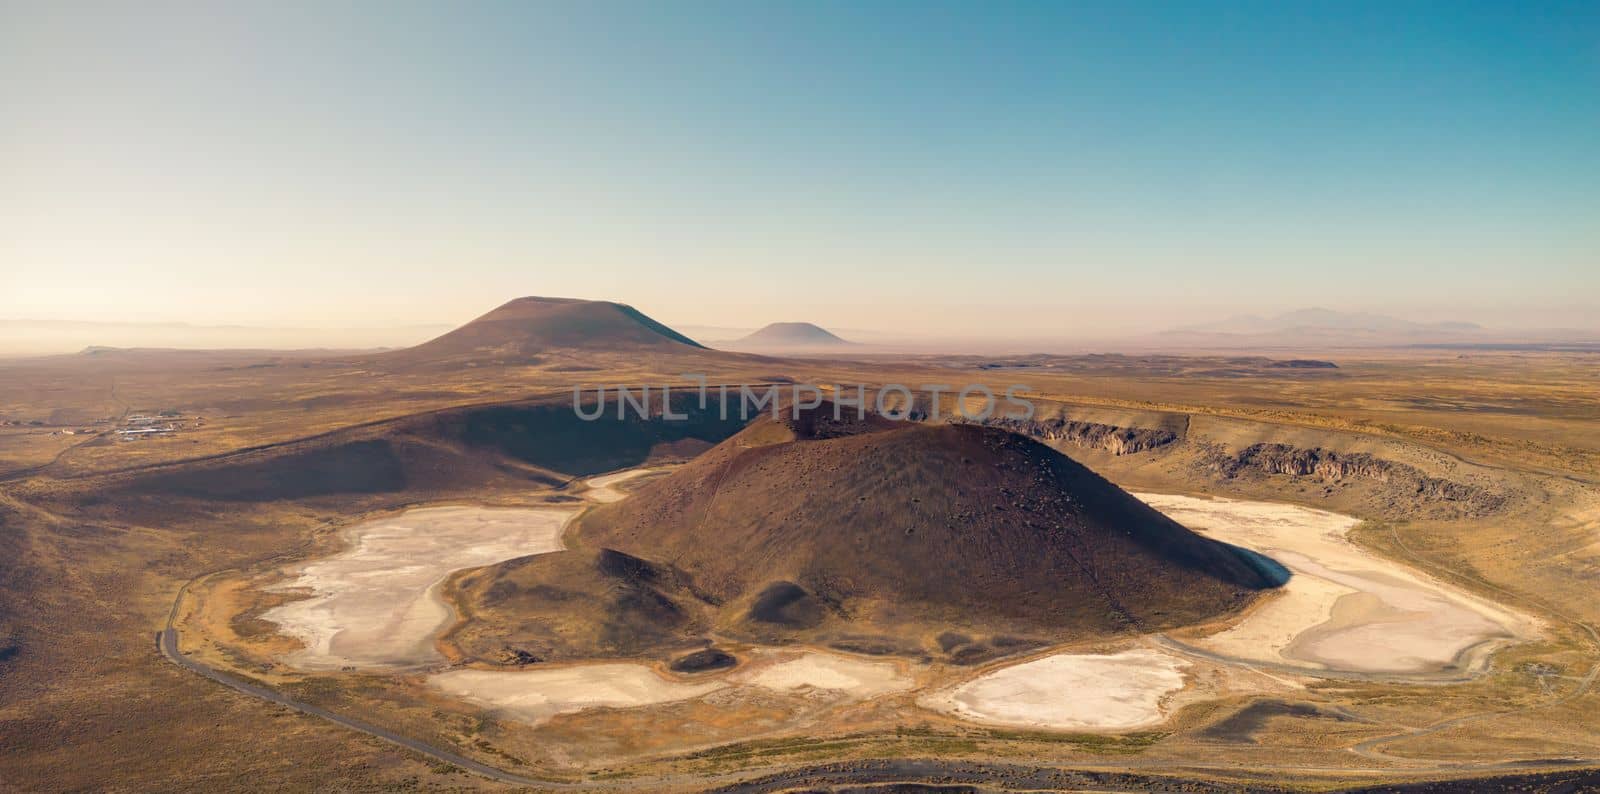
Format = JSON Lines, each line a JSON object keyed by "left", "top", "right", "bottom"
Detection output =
{"left": 158, "top": 593, "right": 562, "bottom": 788}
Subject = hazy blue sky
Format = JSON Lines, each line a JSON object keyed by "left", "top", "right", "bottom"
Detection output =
{"left": 3, "top": 1, "right": 1596, "bottom": 335}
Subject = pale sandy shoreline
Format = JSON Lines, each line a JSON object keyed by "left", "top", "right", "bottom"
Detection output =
{"left": 582, "top": 467, "right": 664, "bottom": 503}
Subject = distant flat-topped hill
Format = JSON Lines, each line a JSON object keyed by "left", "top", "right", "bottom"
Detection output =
{"left": 732, "top": 321, "right": 852, "bottom": 347}
{"left": 447, "top": 403, "right": 1284, "bottom": 667}
{"left": 388, "top": 297, "right": 705, "bottom": 364}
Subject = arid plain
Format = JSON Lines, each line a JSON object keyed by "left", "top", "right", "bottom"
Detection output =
{"left": 3, "top": 298, "right": 1600, "bottom": 792}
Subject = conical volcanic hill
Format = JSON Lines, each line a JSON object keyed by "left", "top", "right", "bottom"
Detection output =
{"left": 735, "top": 321, "right": 851, "bottom": 346}
{"left": 394, "top": 296, "right": 704, "bottom": 363}
{"left": 448, "top": 404, "right": 1282, "bottom": 665}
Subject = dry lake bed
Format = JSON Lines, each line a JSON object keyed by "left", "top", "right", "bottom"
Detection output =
{"left": 263, "top": 505, "right": 576, "bottom": 670}
{"left": 258, "top": 481, "right": 1536, "bottom": 734}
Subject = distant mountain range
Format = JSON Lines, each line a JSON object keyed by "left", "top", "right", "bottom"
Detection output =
{"left": 1162, "top": 308, "right": 1492, "bottom": 344}
{"left": 10, "top": 304, "right": 1592, "bottom": 359}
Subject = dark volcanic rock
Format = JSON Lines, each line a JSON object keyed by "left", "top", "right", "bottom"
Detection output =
{"left": 459, "top": 401, "right": 1282, "bottom": 662}
{"left": 748, "top": 581, "right": 828, "bottom": 628}
{"left": 669, "top": 648, "right": 738, "bottom": 673}
{"left": 499, "top": 647, "right": 543, "bottom": 665}
{"left": 984, "top": 416, "right": 1179, "bottom": 456}
{"left": 574, "top": 403, "right": 1281, "bottom": 648}
{"left": 1206, "top": 443, "right": 1505, "bottom": 515}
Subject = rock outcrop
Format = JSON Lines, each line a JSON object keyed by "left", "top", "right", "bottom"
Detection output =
{"left": 1206, "top": 443, "right": 1505, "bottom": 515}
{"left": 983, "top": 416, "right": 1179, "bottom": 456}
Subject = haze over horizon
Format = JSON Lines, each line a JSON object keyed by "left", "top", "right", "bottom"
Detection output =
{"left": 4, "top": 2, "right": 1596, "bottom": 339}
{"left": 4, "top": 300, "right": 1600, "bottom": 357}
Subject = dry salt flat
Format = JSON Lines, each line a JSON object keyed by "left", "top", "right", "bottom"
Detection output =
{"left": 733, "top": 651, "right": 914, "bottom": 697}
{"left": 430, "top": 664, "right": 726, "bottom": 725}
{"left": 427, "top": 649, "right": 915, "bottom": 726}
{"left": 263, "top": 506, "right": 575, "bottom": 670}
{"left": 271, "top": 466, "right": 856, "bottom": 723}
{"left": 922, "top": 649, "right": 1190, "bottom": 730}
{"left": 925, "top": 493, "right": 1536, "bottom": 732}
{"left": 264, "top": 467, "right": 671, "bottom": 671}
{"left": 1133, "top": 492, "right": 1533, "bottom": 675}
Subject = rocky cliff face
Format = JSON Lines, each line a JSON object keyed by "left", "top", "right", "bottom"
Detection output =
{"left": 976, "top": 411, "right": 1504, "bottom": 518}
{"left": 1206, "top": 443, "right": 1505, "bottom": 515}
{"left": 983, "top": 417, "right": 1179, "bottom": 456}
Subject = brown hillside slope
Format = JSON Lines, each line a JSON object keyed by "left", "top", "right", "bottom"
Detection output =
{"left": 446, "top": 548, "right": 718, "bottom": 665}
{"left": 451, "top": 404, "right": 1283, "bottom": 664}
{"left": 578, "top": 408, "right": 1281, "bottom": 635}
{"left": 107, "top": 392, "right": 751, "bottom": 504}
{"left": 392, "top": 296, "right": 704, "bottom": 364}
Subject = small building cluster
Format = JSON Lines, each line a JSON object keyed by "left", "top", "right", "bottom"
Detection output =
{"left": 115, "top": 413, "right": 202, "bottom": 441}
